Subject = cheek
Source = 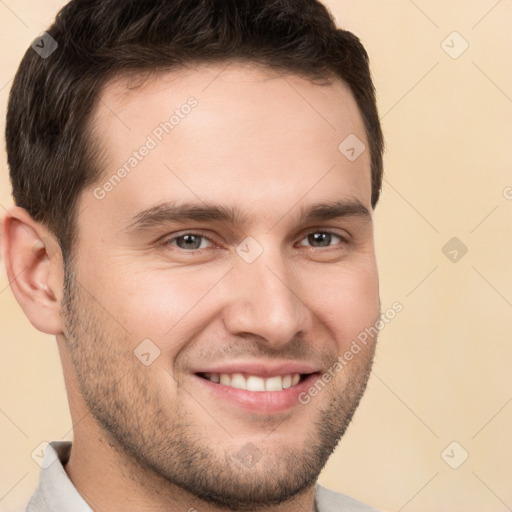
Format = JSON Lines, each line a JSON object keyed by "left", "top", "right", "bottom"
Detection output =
{"left": 83, "top": 248, "right": 378, "bottom": 358}
{"left": 308, "top": 262, "right": 379, "bottom": 350}
{"left": 94, "top": 265, "right": 225, "bottom": 351}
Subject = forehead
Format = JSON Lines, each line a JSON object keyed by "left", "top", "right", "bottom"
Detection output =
{"left": 98, "top": 61, "right": 358, "bottom": 116}
{"left": 82, "top": 62, "right": 372, "bottom": 230}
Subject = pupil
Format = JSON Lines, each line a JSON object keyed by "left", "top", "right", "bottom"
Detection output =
{"left": 179, "top": 234, "right": 201, "bottom": 249}
{"left": 310, "top": 233, "right": 330, "bottom": 247}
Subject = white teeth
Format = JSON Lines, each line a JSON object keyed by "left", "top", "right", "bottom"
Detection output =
{"left": 246, "top": 376, "right": 266, "bottom": 391}
{"left": 265, "top": 376, "right": 283, "bottom": 391}
{"left": 204, "top": 372, "right": 302, "bottom": 392}
{"left": 230, "top": 373, "right": 246, "bottom": 389}
{"left": 220, "top": 374, "right": 231, "bottom": 386}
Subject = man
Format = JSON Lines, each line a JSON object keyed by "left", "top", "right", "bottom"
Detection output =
{"left": 2, "top": 0, "right": 384, "bottom": 510}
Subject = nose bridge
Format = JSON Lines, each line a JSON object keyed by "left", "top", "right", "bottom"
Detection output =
{"left": 221, "top": 242, "right": 312, "bottom": 345}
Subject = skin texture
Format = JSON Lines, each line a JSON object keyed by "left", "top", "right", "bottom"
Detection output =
{"left": 2, "top": 62, "right": 380, "bottom": 512}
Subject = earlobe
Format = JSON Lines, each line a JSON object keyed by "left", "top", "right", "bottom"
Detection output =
{"left": 1, "top": 206, "right": 64, "bottom": 335}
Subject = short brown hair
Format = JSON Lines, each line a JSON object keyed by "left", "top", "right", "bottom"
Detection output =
{"left": 6, "top": 0, "right": 384, "bottom": 262}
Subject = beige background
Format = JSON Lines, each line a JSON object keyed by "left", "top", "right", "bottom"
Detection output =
{"left": 1, "top": 1, "right": 511, "bottom": 511}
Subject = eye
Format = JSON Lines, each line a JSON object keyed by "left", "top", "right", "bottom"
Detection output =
{"left": 163, "top": 232, "right": 214, "bottom": 251}
{"left": 160, "top": 230, "right": 348, "bottom": 253}
{"left": 297, "top": 231, "right": 346, "bottom": 249}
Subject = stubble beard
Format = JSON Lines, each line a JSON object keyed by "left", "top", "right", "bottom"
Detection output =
{"left": 60, "top": 261, "right": 376, "bottom": 510}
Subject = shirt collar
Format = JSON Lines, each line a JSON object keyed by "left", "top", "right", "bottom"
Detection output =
{"left": 29, "top": 441, "right": 92, "bottom": 512}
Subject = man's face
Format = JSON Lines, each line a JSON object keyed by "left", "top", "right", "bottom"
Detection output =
{"left": 62, "top": 63, "right": 380, "bottom": 509}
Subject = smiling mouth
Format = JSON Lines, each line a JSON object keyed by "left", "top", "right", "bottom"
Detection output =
{"left": 196, "top": 372, "right": 312, "bottom": 392}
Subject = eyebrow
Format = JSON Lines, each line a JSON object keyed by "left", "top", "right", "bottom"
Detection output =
{"left": 124, "top": 198, "right": 371, "bottom": 234}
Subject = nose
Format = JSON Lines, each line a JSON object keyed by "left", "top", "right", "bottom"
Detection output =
{"left": 220, "top": 246, "right": 313, "bottom": 348}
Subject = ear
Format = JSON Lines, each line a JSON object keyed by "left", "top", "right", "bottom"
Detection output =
{"left": 1, "top": 206, "right": 65, "bottom": 335}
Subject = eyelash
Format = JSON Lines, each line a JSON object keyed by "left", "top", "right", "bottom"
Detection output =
{"left": 159, "top": 230, "right": 350, "bottom": 253}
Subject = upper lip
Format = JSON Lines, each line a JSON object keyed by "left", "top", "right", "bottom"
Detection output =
{"left": 192, "top": 361, "right": 320, "bottom": 378}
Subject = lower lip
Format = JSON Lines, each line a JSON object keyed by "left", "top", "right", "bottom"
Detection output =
{"left": 192, "top": 373, "right": 320, "bottom": 413}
